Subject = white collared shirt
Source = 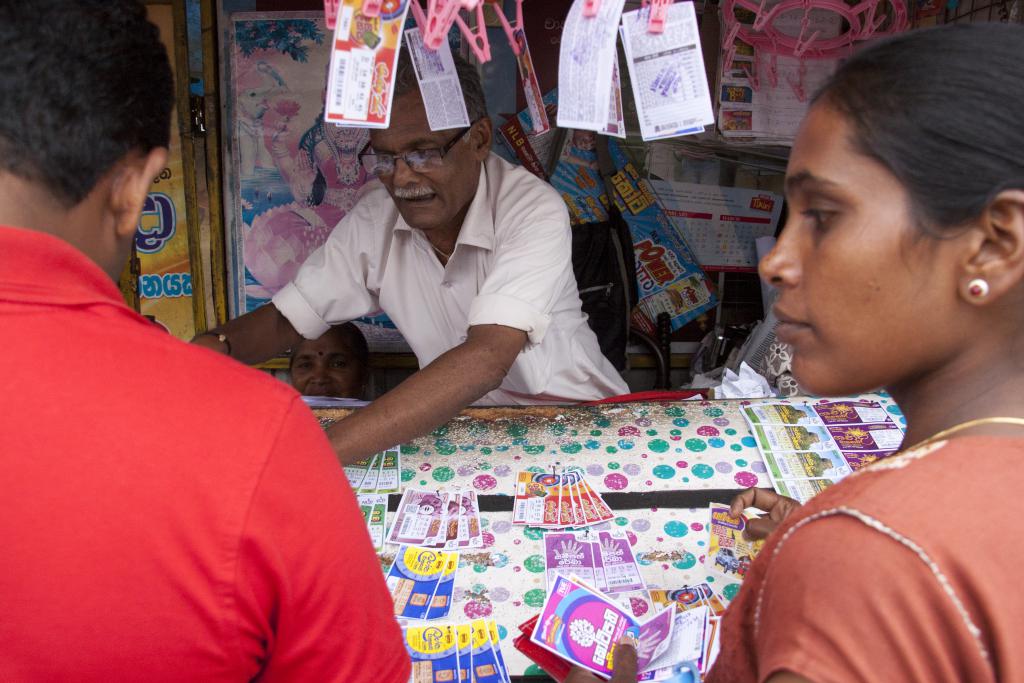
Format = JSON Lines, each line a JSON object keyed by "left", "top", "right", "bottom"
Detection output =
{"left": 272, "top": 153, "right": 628, "bottom": 405}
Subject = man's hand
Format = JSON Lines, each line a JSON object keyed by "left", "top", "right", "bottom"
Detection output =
{"left": 189, "top": 304, "right": 302, "bottom": 365}
{"left": 730, "top": 487, "right": 801, "bottom": 541}
{"left": 327, "top": 324, "right": 527, "bottom": 463}
{"left": 191, "top": 333, "right": 229, "bottom": 355}
{"left": 564, "top": 633, "right": 639, "bottom": 683}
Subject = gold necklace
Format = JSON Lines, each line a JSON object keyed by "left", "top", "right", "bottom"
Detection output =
{"left": 901, "top": 416, "right": 1024, "bottom": 453}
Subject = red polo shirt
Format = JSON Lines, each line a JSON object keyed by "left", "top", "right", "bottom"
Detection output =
{"left": 0, "top": 225, "right": 408, "bottom": 682}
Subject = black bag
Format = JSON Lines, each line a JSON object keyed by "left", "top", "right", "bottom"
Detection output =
{"left": 570, "top": 218, "right": 636, "bottom": 371}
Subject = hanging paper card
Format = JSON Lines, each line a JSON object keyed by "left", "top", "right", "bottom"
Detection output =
{"left": 325, "top": 0, "right": 411, "bottom": 128}
{"left": 557, "top": 0, "right": 627, "bottom": 132}
{"left": 620, "top": 2, "right": 714, "bottom": 141}
{"left": 600, "top": 62, "right": 627, "bottom": 138}
{"left": 404, "top": 26, "right": 471, "bottom": 131}
{"left": 513, "top": 27, "right": 550, "bottom": 134}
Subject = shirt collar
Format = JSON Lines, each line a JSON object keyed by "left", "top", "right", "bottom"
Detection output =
{"left": 393, "top": 158, "right": 495, "bottom": 252}
{"left": 0, "top": 224, "right": 131, "bottom": 310}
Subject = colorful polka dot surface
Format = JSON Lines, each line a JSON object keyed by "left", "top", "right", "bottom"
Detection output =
{"left": 319, "top": 394, "right": 897, "bottom": 676}
{"left": 376, "top": 508, "right": 745, "bottom": 676}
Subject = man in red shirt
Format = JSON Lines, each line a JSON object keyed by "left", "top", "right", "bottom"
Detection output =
{"left": 0, "top": 2, "right": 408, "bottom": 681}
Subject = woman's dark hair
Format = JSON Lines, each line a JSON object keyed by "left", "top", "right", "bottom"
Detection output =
{"left": 814, "top": 22, "right": 1024, "bottom": 234}
{"left": 0, "top": 0, "right": 174, "bottom": 207}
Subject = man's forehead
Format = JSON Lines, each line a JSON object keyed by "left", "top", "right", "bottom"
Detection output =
{"left": 369, "top": 93, "right": 442, "bottom": 151}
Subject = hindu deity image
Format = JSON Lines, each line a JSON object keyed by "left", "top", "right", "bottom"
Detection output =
{"left": 230, "top": 17, "right": 370, "bottom": 311}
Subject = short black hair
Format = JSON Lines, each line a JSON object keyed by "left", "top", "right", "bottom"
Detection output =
{"left": 394, "top": 44, "right": 489, "bottom": 121}
{"left": 0, "top": 0, "right": 174, "bottom": 207}
{"left": 814, "top": 23, "right": 1024, "bottom": 235}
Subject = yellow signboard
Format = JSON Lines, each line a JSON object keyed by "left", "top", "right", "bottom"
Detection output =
{"left": 138, "top": 4, "right": 196, "bottom": 339}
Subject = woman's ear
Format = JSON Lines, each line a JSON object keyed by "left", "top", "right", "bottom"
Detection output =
{"left": 960, "top": 189, "right": 1024, "bottom": 304}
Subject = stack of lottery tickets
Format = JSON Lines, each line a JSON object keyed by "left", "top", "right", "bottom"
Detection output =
{"left": 648, "top": 583, "right": 727, "bottom": 675}
{"left": 512, "top": 467, "right": 615, "bottom": 528}
{"left": 543, "top": 529, "right": 646, "bottom": 596}
{"left": 403, "top": 618, "right": 511, "bottom": 683}
{"left": 344, "top": 446, "right": 402, "bottom": 495}
{"left": 357, "top": 494, "right": 387, "bottom": 552}
{"left": 742, "top": 400, "right": 905, "bottom": 503}
{"left": 386, "top": 546, "right": 459, "bottom": 620}
{"left": 531, "top": 574, "right": 683, "bottom": 678}
{"left": 387, "top": 488, "right": 484, "bottom": 549}
{"left": 705, "top": 503, "right": 764, "bottom": 582}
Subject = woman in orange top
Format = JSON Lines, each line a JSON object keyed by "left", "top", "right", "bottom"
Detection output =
{"left": 567, "top": 21, "right": 1024, "bottom": 683}
{"left": 704, "top": 22, "right": 1024, "bottom": 683}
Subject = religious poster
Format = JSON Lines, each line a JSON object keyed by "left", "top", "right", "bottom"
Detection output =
{"left": 226, "top": 12, "right": 407, "bottom": 350}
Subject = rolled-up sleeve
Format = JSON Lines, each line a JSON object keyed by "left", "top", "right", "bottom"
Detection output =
{"left": 467, "top": 217, "right": 574, "bottom": 346}
{"left": 271, "top": 203, "right": 380, "bottom": 340}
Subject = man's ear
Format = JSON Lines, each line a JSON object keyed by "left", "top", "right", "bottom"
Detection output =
{"left": 470, "top": 117, "right": 492, "bottom": 161}
{"left": 961, "top": 188, "right": 1024, "bottom": 304}
{"left": 110, "top": 147, "right": 169, "bottom": 241}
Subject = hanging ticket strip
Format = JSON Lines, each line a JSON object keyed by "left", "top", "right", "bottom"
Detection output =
{"left": 320, "top": 0, "right": 716, "bottom": 141}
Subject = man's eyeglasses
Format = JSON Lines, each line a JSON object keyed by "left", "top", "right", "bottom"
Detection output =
{"left": 358, "top": 122, "right": 476, "bottom": 177}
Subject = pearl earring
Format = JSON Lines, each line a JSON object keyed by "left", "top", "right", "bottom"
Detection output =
{"left": 967, "top": 278, "right": 989, "bottom": 298}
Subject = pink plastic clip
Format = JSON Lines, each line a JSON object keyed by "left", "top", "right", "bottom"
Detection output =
{"left": 583, "top": 0, "right": 601, "bottom": 17}
{"left": 362, "top": 0, "right": 383, "bottom": 17}
{"left": 766, "top": 51, "right": 779, "bottom": 87}
{"left": 751, "top": 0, "right": 774, "bottom": 31}
{"left": 741, "top": 49, "right": 761, "bottom": 91}
{"left": 486, "top": 0, "right": 524, "bottom": 56}
{"left": 641, "top": 0, "right": 672, "bottom": 33}
{"left": 721, "top": 22, "right": 741, "bottom": 73}
{"left": 787, "top": 59, "right": 807, "bottom": 101}
{"left": 324, "top": 0, "right": 340, "bottom": 30}
{"left": 410, "top": 0, "right": 428, "bottom": 28}
{"left": 453, "top": 1, "right": 491, "bottom": 62}
{"left": 420, "top": 0, "right": 464, "bottom": 50}
{"left": 792, "top": 6, "right": 821, "bottom": 57}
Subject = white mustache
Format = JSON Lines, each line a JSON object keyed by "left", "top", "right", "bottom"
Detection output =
{"left": 393, "top": 186, "right": 435, "bottom": 200}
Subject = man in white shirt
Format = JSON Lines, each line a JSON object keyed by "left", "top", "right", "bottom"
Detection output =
{"left": 195, "top": 50, "right": 627, "bottom": 462}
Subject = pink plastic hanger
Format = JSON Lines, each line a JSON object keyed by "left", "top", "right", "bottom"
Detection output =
{"left": 324, "top": 0, "right": 340, "bottom": 29}
{"left": 487, "top": 0, "right": 525, "bottom": 56}
{"left": 640, "top": 0, "right": 673, "bottom": 33}
{"left": 410, "top": 0, "right": 492, "bottom": 62}
{"left": 453, "top": 1, "right": 491, "bottom": 62}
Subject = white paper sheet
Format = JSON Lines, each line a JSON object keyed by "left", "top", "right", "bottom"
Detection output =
{"left": 620, "top": 2, "right": 714, "bottom": 141}
{"left": 600, "top": 62, "right": 627, "bottom": 138}
{"left": 405, "top": 26, "right": 471, "bottom": 131}
{"left": 556, "top": 0, "right": 627, "bottom": 132}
